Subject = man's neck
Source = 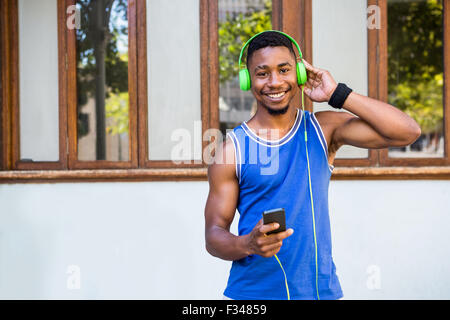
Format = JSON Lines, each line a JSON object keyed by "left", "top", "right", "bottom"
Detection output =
{"left": 250, "top": 104, "right": 297, "bottom": 129}
{"left": 246, "top": 105, "right": 298, "bottom": 140}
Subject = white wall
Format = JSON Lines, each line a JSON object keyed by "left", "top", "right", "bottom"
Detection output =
{"left": 0, "top": 180, "right": 449, "bottom": 299}
{"left": 330, "top": 180, "right": 450, "bottom": 299}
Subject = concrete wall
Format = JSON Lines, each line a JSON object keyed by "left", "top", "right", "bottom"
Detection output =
{"left": 0, "top": 180, "right": 449, "bottom": 299}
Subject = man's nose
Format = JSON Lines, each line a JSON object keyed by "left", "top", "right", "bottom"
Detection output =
{"left": 268, "top": 72, "right": 283, "bottom": 87}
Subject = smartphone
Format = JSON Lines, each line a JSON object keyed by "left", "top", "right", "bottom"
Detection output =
{"left": 263, "top": 208, "right": 286, "bottom": 235}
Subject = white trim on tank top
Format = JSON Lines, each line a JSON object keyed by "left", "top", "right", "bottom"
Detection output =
{"left": 241, "top": 109, "right": 302, "bottom": 148}
{"left": 226, "top": 131, "right": 242, "bottom": 184}
{"left": 311, "top": 113, "right": 335, "bottom": 173}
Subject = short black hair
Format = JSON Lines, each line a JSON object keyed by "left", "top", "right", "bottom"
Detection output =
{"left": 246, "top": 31, "right": 297, "bottom": 68}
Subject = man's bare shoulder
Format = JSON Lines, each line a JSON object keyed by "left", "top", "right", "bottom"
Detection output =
{"left": 313, "top": 110, "right": 357, "bottom": 155}
{"left": 314, "top": 111, "right": 355, "bottom": 139}
{"left": 207, "top": 134, "right": 237, "bottom": 182}
{"left": 314, "top": 110, "right": 355, "bottom": 129}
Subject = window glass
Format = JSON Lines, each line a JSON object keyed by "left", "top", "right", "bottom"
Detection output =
{"left": 312, "top": 0, "right": 369, "bottom": 159}
{"left": 76, "top": 0, "right": 130, "bottom": 161}
{"left": 218, "top": 0, "right": 272, "bottom": 136}
{"left": 387, "top": 0, "right": 443, "bottom": 158}
{"left": 19, "top": 0, "right": 59, "bottom": 162}
{"left": 146, "top": 0, "right": 201, "bottom": 162}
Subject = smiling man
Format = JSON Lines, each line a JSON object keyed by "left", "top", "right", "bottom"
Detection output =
{"left": 204, "top": 31, "right": 421, "bottom": 300}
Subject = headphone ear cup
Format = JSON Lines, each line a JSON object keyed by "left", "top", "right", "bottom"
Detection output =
{"left": 239, "top": 69, "right": 251, "bottom": 91}
{"left": 296, "top": 62, "right": 307, "bottom": 85}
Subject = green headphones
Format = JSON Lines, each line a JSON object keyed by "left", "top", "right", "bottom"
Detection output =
{"left": 238, "top": 30, "right": 308, "bottom": 91}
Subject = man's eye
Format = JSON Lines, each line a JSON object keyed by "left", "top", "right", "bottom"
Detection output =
{"left": 257, "top": 72, "right": 267, "bottom": 77}
{"left": 280, "top": 68, "right": 289, "bottom": 73}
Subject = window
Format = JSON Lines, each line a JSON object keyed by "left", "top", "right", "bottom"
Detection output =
{"left": 3, "top": 0, "right": 68, "bottom": 170}
{"left": 380, "top": 0, "right": 449, "bottom": 166}
{"left": 312, "top": 0, "right": 371, "bottom": 164}
{"left": 68, "top": 0, "right": 138, "bottom": 169}
{"left": 76, "top": 0, "right": 131, "bottom": 162}
{"left": 143, "top": 0, "right": 202, "bottom": 165}
{"left": 384, "top": 0, "right": 447, "bottom": 164}
{"left": 310, "top": 0, "right": 450, "bottom": 169}
{"left": 218, "top": 0, "right": 273, "bottom": 135}
{"left": 19, "top": 0, "right": 60, "bottom": 163}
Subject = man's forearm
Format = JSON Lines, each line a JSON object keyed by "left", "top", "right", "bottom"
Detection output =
{"left": 341, "top": 92, "right": 421, "bottom": 142}
{"left": 206, "top": 226, "right": 251, "bottom": 261}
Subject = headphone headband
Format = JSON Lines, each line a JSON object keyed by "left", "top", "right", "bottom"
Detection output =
{"left": 238, "top": 30, "right": 304, "bottom": 69}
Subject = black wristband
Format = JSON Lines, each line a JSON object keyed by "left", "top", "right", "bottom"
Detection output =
{"left": 328, "top": 83, "right": 353, "bottom": 109}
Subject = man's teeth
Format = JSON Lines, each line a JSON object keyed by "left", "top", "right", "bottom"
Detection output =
{"left": 267, "top": 92, "right": 286, "bottom": 98}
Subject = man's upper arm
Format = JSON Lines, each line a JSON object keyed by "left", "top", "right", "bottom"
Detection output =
{"left": 316, "top": 111, "right": 395, "bottom": 151}
{"left": 204, "top": 137, "right": 239, "bottom": 232}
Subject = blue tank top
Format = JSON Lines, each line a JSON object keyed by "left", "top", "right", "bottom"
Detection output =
{"left": 224, "top": 108, "right": 343, "bottom": 300}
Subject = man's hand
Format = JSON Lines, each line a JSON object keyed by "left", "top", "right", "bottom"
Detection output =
{"left": 302, "top": 59, "right": 337, "bottom": 103}
{"left": 245, "top": 219, "right": 294, "bottom": 258}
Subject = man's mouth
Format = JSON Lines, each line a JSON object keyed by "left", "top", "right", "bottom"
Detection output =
{"left": 264, "top": 90, "right": 289, "bottom": 101}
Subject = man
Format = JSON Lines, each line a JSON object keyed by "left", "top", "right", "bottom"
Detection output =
{"left": 204, "top": 31, "right": 421, "bottom": 300}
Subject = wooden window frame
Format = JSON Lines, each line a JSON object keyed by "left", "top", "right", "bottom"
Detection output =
{"left": 298, "top": 0, "right": 450, "bottom": 168}
{"left": 1, "top": 0, "right": 450, "bottom": 183}
{"left": 376, "top": 0, "right": 450, "bottom": 167}
{"left": 2, "top": 0, "right": 69, "bottom": 170}
{"left": 135, "top": 0, "right": 218, "bottom": 169}
{"left": 66, "top": 0, "right": 139, "bottom": 169}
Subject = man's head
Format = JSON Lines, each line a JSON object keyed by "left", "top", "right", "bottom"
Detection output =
{"left": 246, "top": 31, "right": 297, "bottom": 70}
{"left": 245, "top": 31, "right": 300, "bottom": 115}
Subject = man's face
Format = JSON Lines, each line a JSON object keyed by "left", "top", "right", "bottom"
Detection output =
{"left": 248, "top": 46, "right": 299, "bottom": 115}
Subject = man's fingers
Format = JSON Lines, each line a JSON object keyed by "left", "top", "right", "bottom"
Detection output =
{"left": 303, "top": 59, "right": 326, "bottom": 83}
{"left": 302, "top": 59, "right": 319, "bottom": 73}
{"left": 259, "top": 222, "right": 280, "bottom": 235}
{"left": 261, "top": 241, "right": 283, "bottom": 254}
{"left": 302, "top": 59, "right": 313, "bottom": 69}
{"left": 277, "top": 228, "right": 294, "bottom": 240}
{"left": 254, "top": 228, "right": 294, "bottom": 257}
{"left": 303, "top": 87, "right": 312, "bottom": 97}
{"left": 250, "top": 217, "right": 297, "bottom": 257}
{"left": 261, "top": 227, "right": 294, "bottom": 241}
